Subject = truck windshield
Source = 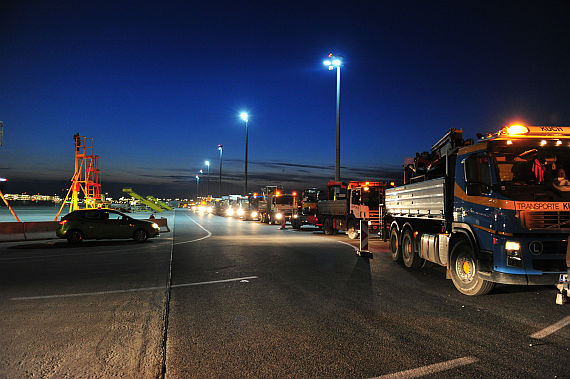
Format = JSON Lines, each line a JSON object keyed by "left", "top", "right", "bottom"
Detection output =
{"left": 362, "top": 187, "right": 380, "bottom": 208}
{"left": 491, "top": 143, "right": 570, "bottom": 201}
{"left": 275, "top": 195, "right": 293, "bottom": 205}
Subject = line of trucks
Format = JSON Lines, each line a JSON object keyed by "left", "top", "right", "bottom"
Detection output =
{"left": 201, "top": 124, "right": 570, "bottom": 300}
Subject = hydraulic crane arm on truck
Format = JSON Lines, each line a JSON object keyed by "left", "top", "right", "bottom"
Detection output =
{"left": 386, "top": 125, "right": 570, "bottom": 296}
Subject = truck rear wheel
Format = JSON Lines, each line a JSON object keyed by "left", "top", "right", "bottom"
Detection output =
{"left": 450, "top": 240, "right": 495, "bottom": 296}
{"left": 390, "top": 228, "right": 401, "bottom": 262}
{"left": 323, "top": 217, "right": 334, "bottom": 235}
{"left": 401, "top": 229, "right": 422, "bottom": 268}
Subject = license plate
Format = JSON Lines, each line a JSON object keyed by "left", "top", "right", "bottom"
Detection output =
{"left": 560, "top": 274, "right": 568, "bottom": 283}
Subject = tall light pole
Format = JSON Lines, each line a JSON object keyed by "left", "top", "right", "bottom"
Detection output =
{"left": 323, "top": 53, "right": 343, "bottom": 182}
{"left": 218, "top": 144, "right": 223, "bottom": 197}
{"left": 240, "top": 112, "right": 249, "bottom": 195}
{"left": 195, "top": 175, "right": 200, "bottom": 199}
{"left": 205, "top": 160, "right": 210, "bottom": 196}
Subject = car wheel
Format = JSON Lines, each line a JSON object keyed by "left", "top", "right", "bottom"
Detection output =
{"left": 401, "top": 229, "right": 422, "bottom": 268}
{"left": 390, "top": 227, "right": 401, "bottom": 262}
{"left": 450, "top": 240, "right": 495, "bottom": 296}
{"left": 67, "top": 230, "right": 84, "bottom": 244}
{"left": 133, "top": 229, "right": 148, "bottom": 242}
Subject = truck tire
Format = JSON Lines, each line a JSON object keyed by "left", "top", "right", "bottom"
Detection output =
{"left": 401, "top": 229, "right": 422, "bottom": 268}
{"left": 291, "top": 219, "right": 302, "bottom": 229}
{"left": 323, "top": 217, "right": 334, "bottom": 235}
{"left": 347, "top": 218, "right": 359, "bottom": 239}
{"left": 450, "top": 240, "right": 495, "bottom": 296}
{"left": 390, "top": 228, "right": 401, "bottom": 262}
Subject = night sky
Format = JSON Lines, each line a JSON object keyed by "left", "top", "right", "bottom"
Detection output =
{"left": 1, "top": 1, "right": 568, "bottom": 198}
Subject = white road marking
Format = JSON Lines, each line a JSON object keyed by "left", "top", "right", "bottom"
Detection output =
{"left": 530, "top": 315, "right": 570, "bottom": 339}
{"left": 173, "top": 214, "right": 212, "bottom": 245}
{"left": 11, "top": 276, "right": 258, "bottom": 301}
{"left": 337, "top": 240, "right": 359, "bottom": 252}
{"left": 170, "top": 276, "right": 258, "bottom": 288}
{"left": 370, "top": 356, "right": 479, "bottom": 379}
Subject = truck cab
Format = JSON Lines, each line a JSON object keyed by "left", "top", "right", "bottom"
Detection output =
{"left": 456, "top": 125, "right": 569, "bottom": 287}
{"left": 387, "top": 125, "right": 570, "bottom": 295}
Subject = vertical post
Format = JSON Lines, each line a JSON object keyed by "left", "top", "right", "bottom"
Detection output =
{"left": 206, "top": 162, "right": 210, "bottom": 196}
{"left": 196, "top": 176, "right": 200, "bottom": 199}
{"left": 218, "top": 144, "right": 223, "bottom": 197}
{"left": 358, "top": 219, "right": 370, "bottom": 257}
{"left": 335, "top": 66, "right": 341, "bottom": 182}
{"left": 245, "top": 120, "right": 248, "bottom": 195}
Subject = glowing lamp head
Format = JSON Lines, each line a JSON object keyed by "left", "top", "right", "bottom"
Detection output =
{"left": 292, "top": 192, "right": 297, "bottom": 196}
{"left": 205, "top": 160, "right": 210, "bottom": 166}
{"left": 505, "top": 124, "right": 529, "bottom": 135}
{"left": 332, "top": 59, "right": 341, "bottom": 67}
{"left": 240, "top": 112, "right": 248, "bottom": 122}
{"left": 323, "top": 59, "right": 332, "bottom": 66}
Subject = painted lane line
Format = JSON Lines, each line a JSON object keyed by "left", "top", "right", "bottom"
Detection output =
{"left": 370, "top": 356, "right": 479, "bottom": 379}
{"left": 530, "top": 315, "right": 570, "bottom": 339}
{"left": 172, "top": 214, "right": 212, "bottom": 245}
{"left": 171, "top": 276, "right": 259, "bottom": 289}
{"left": 337, "top": 240, "right": 359, "bottom": 252}
{"left": 11, "top": 276, "right": 258, "bottom": 301}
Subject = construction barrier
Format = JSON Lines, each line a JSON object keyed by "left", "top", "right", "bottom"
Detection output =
{"left": 23, "top": 221, "right": 59, "bottom": 240}
{"left": 0, "top": 222, "right": 25, "bottom": 241}
{"left": 146, "top": 217, "right": 170, "bottom": 232}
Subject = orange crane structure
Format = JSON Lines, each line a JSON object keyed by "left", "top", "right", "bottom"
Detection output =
{"left": 54, "top": 133, "right": 102, "bottom": 220}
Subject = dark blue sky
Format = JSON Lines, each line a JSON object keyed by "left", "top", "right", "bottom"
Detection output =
{"left": 1, "top": 1, "right": 568, "bottom": 198}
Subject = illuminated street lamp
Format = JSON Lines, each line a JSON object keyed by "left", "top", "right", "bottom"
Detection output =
{"left": 205, "top": 160, "right": 210, "bottom": 196}
{"left": 195, "top": 175, "right": 200, "bottom": 199}
{"left": 323, "top": 53, "right": 343, "bottom": 181}
{"left": 218, "top": 144, "right": 223, "bottom": 197}
{"left": 240, "top": 112, "right": 249, "bottom": 195}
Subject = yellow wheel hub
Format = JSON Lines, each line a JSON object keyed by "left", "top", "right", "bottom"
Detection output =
{"left": 462, "top": 261, "right": 471, "bottom": 275}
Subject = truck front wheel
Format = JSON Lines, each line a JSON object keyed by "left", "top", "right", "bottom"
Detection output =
{"left": 450, "top": 241, "right": 495, "bottom": 296}
{"left": 347, "top": 219, "right": 359, "bottom": 239}
{"left": 390, "top": 228, "right": 401, "bottom": 262}
{"left": 401, "top": 229, "right": 422, "bottom": 268}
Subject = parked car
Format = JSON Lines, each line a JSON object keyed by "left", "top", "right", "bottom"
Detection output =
{"left": 57, "top": 209, "right": 160, "bottom": 243}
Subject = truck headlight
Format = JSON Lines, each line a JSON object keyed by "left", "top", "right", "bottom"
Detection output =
{"left": 206, "top": 206, "right": 213, "bottom": 213}
{"left": 152, "top": 223, "right": 159, "bottom": 229}
{"left": 227, "top": 209, "right": 234, "bottom": 216}
{"left": 237, "top": 208, "right": 244, "bottom": 216}
{"left": 505, "top": 241, "right": 520, "bottom": 251}
{"left": 506, "top": 240, "right": 523, "bottom": 267}
{"left": 251, "top": 211, "right": 258, "bottom": 218}
{"left": 275, "top": 213, "right": 283, "bottom": 220}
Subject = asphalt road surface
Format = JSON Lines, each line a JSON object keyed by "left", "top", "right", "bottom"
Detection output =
{"left": 0, "top": 209, "right": 568, "bottom": 378}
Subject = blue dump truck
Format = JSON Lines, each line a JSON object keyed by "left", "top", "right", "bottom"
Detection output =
{"left": 386, "top": 125, "right": 570, "bottom": 296}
